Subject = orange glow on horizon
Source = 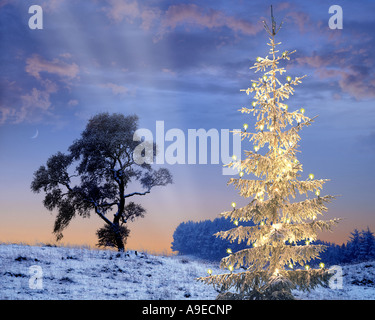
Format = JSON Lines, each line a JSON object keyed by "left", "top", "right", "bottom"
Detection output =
{"left": 1, "top": 209, "right": 373, "bottom": 254}
{"left": 1, "top": 191, "right": 373, "bottom": 254}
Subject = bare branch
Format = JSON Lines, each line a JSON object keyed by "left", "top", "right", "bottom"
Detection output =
{"left": 124, "top": 191, "right": 151, "bottom": 198}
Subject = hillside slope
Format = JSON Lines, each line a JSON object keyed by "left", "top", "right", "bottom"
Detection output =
{"left": 1, "top": 244, "right": 374, "bottom": 300}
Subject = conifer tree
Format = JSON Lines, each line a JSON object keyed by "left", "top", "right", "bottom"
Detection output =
{"left": 198, "top": 7, "right": 339, "bottom": 300}
{"left": 359, "top": 228, "right": 375, "bottom": 261}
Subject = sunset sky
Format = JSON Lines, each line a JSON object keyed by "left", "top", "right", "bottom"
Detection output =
{"left": 1, "top": 0, "right": 375, "bottom": 253}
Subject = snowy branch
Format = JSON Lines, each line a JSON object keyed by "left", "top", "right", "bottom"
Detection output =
{"left": 124, "top": 190, "right": 151, "bottom": 198}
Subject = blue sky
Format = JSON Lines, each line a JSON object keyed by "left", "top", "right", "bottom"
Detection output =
{"left": 1, "top": 0, "right": 375, "bottom": 252}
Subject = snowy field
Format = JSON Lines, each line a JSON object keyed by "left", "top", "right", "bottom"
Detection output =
{"left": 1, "top": 243, "right": 375, "bottom": 300}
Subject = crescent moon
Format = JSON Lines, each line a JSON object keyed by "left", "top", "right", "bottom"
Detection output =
{"left": 31, "top": 129, "right": 39, "bottom": 139}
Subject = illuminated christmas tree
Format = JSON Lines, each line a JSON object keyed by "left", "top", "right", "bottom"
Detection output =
{"left": 198, "top": 7, "right": 339, "bottom": 300}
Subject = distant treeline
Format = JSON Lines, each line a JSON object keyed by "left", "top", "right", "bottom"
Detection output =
{"left": 171, "top": 217, "right": 375, "bottom": 266}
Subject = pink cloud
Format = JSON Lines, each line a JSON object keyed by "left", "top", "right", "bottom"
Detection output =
{"left": 100, "top": 82, "right": 129, "bottom": 95}
{"left": 140, "top": 7, "right": 161, "bottom": 30}
{"left": 297, "top": 51, "right": 375, "bottom": 99}
{"left": 338, "top": 68, "right": 375, "bottom": 99}
{"left": 0, "top": 0, "right": 11, "bottom": 8}
{"left": 40, "top": 79, "right": 58, "bottom": 93}
{"left": 0, "top": 106, "right": 16, "bottom": 125}
{"left": 68, "top": 99, "right": 79, "bottom": 107}
{"left": 41, "top": 0, "right": 67, "bottom": 13}
{"left": 21, "top": 88, "right": 51, "bottom": 113}
{"left": 0, "top": 53, "right": 81, "bottom": 124}
{"left": 103, "top": 0, "right": 141, "bottom": 23}
{"left": 158, "top": 4, "right": 261, "bottom": 39}
{"left": 0, "top": 87, "right": 53, "bottom": 125}
{"left": 274, "top": 2, "right": 292, "bottom": 11}
{"left": 296, "top": 54, "right": 328, "bottom": 69}
{"left": 285, "top": 11, "right": 310, "bottom": 33}
{"left": 25, "top": 54, "right": 79, "bottom": 80}
{"left": 103, "top": 0, "right": 161, "bottom": 31}
{"left": 0, "top": 53, "right": 76, "bottom": 124}
{"left": 102, "top": 1, "right": 261, "bottom": 40}
{"left": 162, "top": 68, "right": 176, "bottom": 76}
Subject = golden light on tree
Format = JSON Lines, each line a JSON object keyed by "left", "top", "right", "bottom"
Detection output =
{"left": 198, "top": 6, "right": 339, "bottom": 300}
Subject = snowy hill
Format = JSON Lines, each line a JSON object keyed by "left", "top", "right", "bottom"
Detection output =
{"left": 1, "top": 243, "right": 375, "bottom": 300}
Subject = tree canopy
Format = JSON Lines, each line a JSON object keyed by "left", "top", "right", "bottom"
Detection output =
{"left": 31, "top": 112, "right": 172, "bottom": 251}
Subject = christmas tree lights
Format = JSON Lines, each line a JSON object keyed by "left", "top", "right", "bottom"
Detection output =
{"left": 198, "top": 6, "right": 339, "bottom": 300}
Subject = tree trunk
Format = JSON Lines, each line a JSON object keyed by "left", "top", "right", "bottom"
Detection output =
{"left": 115, "top": 234, "right": 125, "bottom": 252}
{"left": 114, "top": 180, "right": 126, "bottom": 252}
{"left": 112, "top": 223, "right": 125, "bottom": 252}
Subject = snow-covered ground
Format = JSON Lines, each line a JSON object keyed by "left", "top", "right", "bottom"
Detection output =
{"left": 293, "top": 260, "right": 375, "bottom": 300}
{"left": 0, "top": 243, "right": 220, "bottom": 300}
{"left": 1, "top": 243, "right": 374, "bottom": 300}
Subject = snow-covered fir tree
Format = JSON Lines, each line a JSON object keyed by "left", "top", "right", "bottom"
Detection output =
{"left": 346, "top": 229, "right": 362, "bottom": 262}
{"left": 198, "top": 7, "right": 339, "bottom": 300}
{"left": 359, "top": 228, "right": 375, "bottom": 260}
